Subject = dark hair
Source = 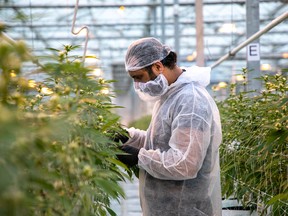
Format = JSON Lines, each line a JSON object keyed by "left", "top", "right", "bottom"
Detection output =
{"left": 161, "top": 51, "right": 177, "bottom": 70}
{"left": 144, "top": 51, "right": 177, "bottom": 76}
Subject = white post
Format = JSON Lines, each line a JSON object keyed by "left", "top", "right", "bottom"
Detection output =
{"left": 246, "top": 0, "right": 261, "bottom": 92}
{"left": 195, "top": 0, "right": 204, "bottom": 66}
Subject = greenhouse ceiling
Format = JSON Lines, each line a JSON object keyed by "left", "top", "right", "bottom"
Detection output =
{"left": 0, "top": 0, "right": 288, "bottom": 80}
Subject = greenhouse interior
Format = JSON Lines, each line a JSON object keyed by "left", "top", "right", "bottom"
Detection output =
{"left": 0, "top": 0, "right": 287, "bottom": 215}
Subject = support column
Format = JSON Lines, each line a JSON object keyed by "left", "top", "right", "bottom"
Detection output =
{"left": 152, "top": 0, "right": 157, "bottom": 36}
{"left": 246, "top": 0, "right": 261, "bottom": 92}
{"left": 174, "top": 0, "right": 180, "bottom": 55}
{"left": 161, "top": 0, "right": 166, "bottom": 43}
{"left": 195, "top": 0, "right": 204, "bottom": 66}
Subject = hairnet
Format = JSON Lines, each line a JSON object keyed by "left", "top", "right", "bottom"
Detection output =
{"left": 125, "top": 37, "right": 171, "bottom": 71}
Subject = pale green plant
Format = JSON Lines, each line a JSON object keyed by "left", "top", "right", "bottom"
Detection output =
{"left": 0, "top": 41, "right": 130, "bottom": 216}
{"left": 218, "top": 68, "right": 288, "bottom": 215}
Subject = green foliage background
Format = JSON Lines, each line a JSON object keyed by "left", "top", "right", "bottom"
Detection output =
{"left": 0, "top": 41, "right": 130, "bottom": 216}
{"left": 218, "top": 68, "right": 288, "bottom": 215}
{"left": 129, "top": 115, "right": 151, "bottom": 130}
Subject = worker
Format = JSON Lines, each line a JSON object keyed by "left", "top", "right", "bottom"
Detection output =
{"left": 117, "top": 37, "right": 222, "bottom": 216}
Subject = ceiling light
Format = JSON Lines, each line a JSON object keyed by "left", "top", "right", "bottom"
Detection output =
{"left": 261, "top": 63, "right": 272, "bottom": 71}
{"left": 119, "top": 6, "right": 125, "bottom": 11}
{"left": 91, "top": 68, "right": 102, "bottom": 77}
{"left": 218, "top": 81, "right": 227, "bottom": 88}
{"left": 186, "top": 51, "right": 197, "bottom": 61}
{"left": 218, "top": 23, "right": 237, "bottom": 33}
{"left": 235, "top": 75, "right": 245, "bottom": 82}
{"left": 282, "top": 52, "right": 288, "bottom": 59}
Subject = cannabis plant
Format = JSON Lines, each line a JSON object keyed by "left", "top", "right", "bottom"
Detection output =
{"left": 0, "top": 40, "right": 130, "bottom": 216}
{"left": 218, "top": 68, "right": 288, "bottom": 215}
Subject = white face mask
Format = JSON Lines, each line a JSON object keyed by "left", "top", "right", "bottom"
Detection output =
{"left": 134, "top": 74, "right": 169, "bottom": 102}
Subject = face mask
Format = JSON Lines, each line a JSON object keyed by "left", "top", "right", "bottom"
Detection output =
{"left": 134, "top": 74, "right": 169, "bottom": 102}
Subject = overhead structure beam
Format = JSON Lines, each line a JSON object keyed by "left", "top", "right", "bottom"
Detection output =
{"left": 11, "top": 30, "right": 288, "bottom": 41}
{"left": 210, "top": 11, "right": 288, "bottom": 69}
{"left": 180, "top": 53, "right": 287, "bottom": 61}
{"left": 5, "top": 18, "right": 275, "bottom": 28}
{"left": 214, "top": 2, "right": 287, "bottom": 54}
{"left": 0, "top": 0, "right": 279, "bottom": 8}
{"left": 2, "top": 0, "right": 286, "bottom": 70}
{"left": 11, "top": 33, "right": 244, "bottom": 41}
{"left": 30, "top": 42, "right": 288, "bottom": 53}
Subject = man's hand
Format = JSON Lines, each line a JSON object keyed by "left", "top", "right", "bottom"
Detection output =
{"left": 110, "top": 129, "right": 129, "bottom": 144}
{"left": 117, "top": 145, "right": 139, "bottom": 167}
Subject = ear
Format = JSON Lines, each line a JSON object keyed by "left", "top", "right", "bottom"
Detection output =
{"left": 152, "top": 62, "right": 165, "bottom": 75}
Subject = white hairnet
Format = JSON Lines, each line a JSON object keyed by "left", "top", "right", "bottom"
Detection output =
{"left": 125, "top": 37, "right": 171, "bottom": 71}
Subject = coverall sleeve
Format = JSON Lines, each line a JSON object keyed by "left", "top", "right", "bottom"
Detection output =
{"left": 124, "top": 127, "right": 147, "bottom": 149}
{"left": 138, "top": 113, "right": 212, "bottom": 180}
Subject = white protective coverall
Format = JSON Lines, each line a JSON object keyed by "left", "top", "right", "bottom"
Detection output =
{"left": 126, "top": 66, "right": 222, "bottom": 216}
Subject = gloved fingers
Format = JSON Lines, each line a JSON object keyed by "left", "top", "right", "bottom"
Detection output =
{"left": 108, "top": 128, "right": 130, "bottom": 144}
{"left": 119, "top": 144, "right": 140, "bottom": 155}
{"left": 126, "top": 127, "right": 136, "bottom": 138}
{"left": 116, "top": 153, "right": 138, "bottom": 167}
{"left": 117, "top": 145, "right": 139, "bottom": 167}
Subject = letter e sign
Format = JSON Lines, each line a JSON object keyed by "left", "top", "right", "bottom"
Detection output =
{"left": 247, "top": 43, "right": 260, "bottom": 61}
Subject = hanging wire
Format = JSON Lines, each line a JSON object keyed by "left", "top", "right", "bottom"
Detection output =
{"left": 71, "top": 0, "right": 89, "bottom": 64}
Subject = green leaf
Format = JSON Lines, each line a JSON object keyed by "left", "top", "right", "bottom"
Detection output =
{"left": 85, "top": 55, "right": 98, "bottom": 59}
{"left": 267, "top": 193, "right": 288, "bottom": 205}
{"left": 106, "top": 207, "right": 117, "bottom": 216}
{"left": 94, "top": 178, "right": 125, "bottom": 199}
{"left": 46, "top": 47, "right": 60, "bottom": 52}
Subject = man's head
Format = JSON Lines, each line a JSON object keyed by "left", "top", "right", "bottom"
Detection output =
{"left": 125, "top": 37, "right": 170, "bottom": 71}
{"left": 125, "top": 37, "right": 177, "bottom": 83}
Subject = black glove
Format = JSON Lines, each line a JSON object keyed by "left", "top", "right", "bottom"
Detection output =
{"left": 117, "top": 145, "right": 139, "bottom": 167}
{"left": 110, "top": 129, "right": 129, "bottom": 144}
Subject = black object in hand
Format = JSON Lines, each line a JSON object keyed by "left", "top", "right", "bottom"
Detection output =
{"left": 117, "top": 145, "right": 139, "bottom": 167}
{"left": 111, "top": 129, "right": 129, "bottom": 144}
